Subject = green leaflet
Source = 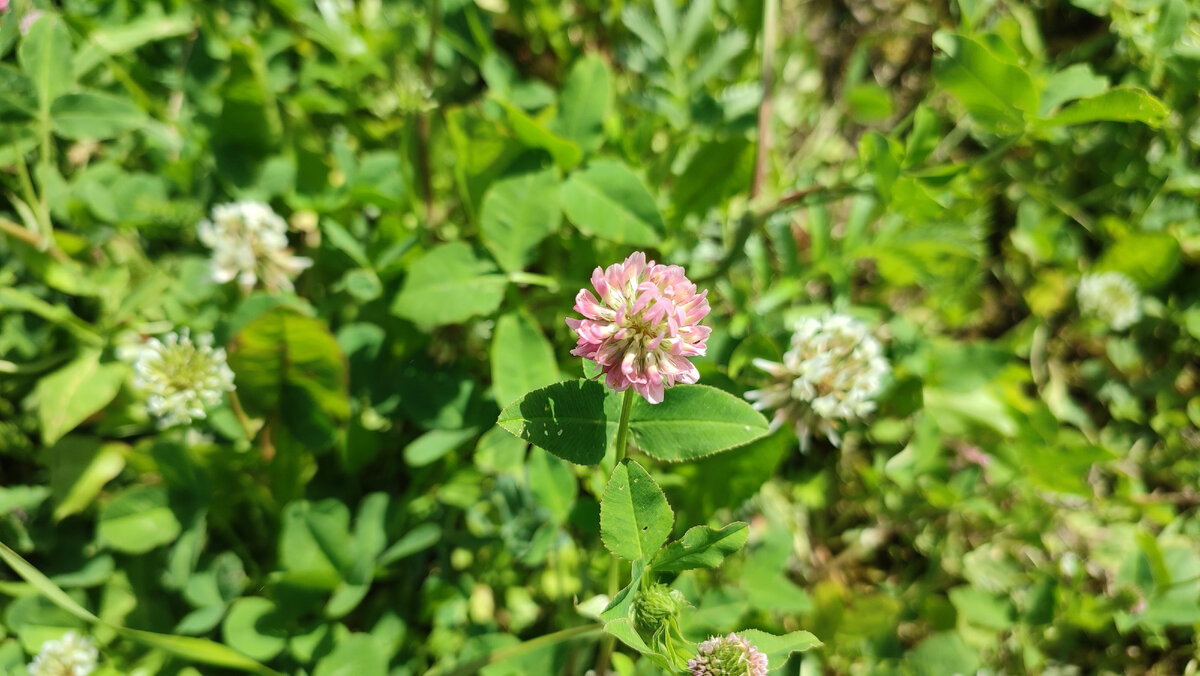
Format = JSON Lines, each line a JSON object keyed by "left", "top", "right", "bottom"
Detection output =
{"left": 650, "top": 522, "right": 749, "bottom": 572}
{"left": 498, "top": 382, "right": 769, "bottom": 465}
{"left": 600, "top": 459, "right": 674, "bottom": 561}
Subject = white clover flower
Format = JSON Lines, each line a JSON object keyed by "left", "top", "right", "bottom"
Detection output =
{"left": 129, "top": 329, "right": 235, "bottom": 427}
{"left": 745, "top": 313, "right": 889, "bottom": 449}
{"left": 197, "top": 201, "right": 312, "bottom": 293}
{"left": 1077, "top": 271, "right": 1141, "bottom": 331}
{"left": 28, "top": 631, "right": 98, "bottom": 676}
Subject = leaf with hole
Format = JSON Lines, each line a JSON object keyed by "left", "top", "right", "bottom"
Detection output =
{"left": 601, "top": 459, "right": 674, "bottom": 561}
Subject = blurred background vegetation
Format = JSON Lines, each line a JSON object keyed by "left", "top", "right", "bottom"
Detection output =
{"left": 1, "top": 0, "right": 1199, "bottom": 674}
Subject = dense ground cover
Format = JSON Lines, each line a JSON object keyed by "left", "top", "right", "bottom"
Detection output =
{"left": 1, "top": 0, "right": 1199, "bottom": 674}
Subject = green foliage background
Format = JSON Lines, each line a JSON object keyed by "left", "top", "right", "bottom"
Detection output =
{"left": 2, "top": 0, "right": 1200, "bottom": 673}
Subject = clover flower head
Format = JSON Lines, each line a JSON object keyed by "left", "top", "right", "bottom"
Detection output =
{"left": 688, "top": 633, "right": 769, "bottom": 676}
{"left": 197, "top": 201, "right": 312, "bottom": 293}
{"left": 0, "top": 0, "right": 10, "bottom": 13}
{"left": 1077, "top": 271, "right": 1140, "bottom": 331}
{"left": 28, "top": 631, "right": 98, "bottom": 676}
{"left": 744, "top": 313, "right": 888, "bottom": 448}
{"left": 566, "top": 252, "right": 711, "bottom": 404}
{"left": 129, "top": 329, "right": 235, "bottom": 427}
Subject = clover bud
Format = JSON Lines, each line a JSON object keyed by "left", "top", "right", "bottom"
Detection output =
{"left": 632, "top": 583, "right": 693, "bottom": 670}
{"left": 633, "top": 582, "right": 686, "bottom": 637}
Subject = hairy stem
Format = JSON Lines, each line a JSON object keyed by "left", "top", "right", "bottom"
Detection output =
{"left": 595, "top": 388, "right": 637, "bottom": 674}
{"left": 613, "top": 388, "right": 635, "bottom": 466}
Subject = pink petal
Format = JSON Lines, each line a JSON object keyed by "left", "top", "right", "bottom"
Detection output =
{"left": 574, "top": 289, "right": 607, "bottom": 319}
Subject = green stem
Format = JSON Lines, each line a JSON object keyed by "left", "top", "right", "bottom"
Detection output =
{"left": 613, "top": 388, "right": 635, "bottom": 466}
{"left": 0, "top": 288, "right": 104, "bottom": 346}
{"left": 10, "top": 136, "right": 52, "bottom": 251}
{"left": 227, "top": 390, "right": 258, "bottom": 441}
{"left": 0, "top": 352, "right": 70, "bottom": 375}
{"left": 0, "top": 214, "right": 68, "bottom": 262}
{"left": 0, "top": 216, "right": 42, "bottom": 249}
{"left": 750, "top": 0, "right": 778, "bottom": 199}
{"left": 32, "top": 97, "right": 55, "bottom": 247}
{"left": 593, "top": 561, "right": 621, "bottom": 676}
{"left": 595, "top": 388, "right": 637, "bottom": 675}
{"left": 507, "top": 271, "right": 560, "bottom": 290}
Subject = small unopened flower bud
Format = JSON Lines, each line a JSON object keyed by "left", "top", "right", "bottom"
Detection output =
{"left": 633, "top": 582, "right": 686, "bottom": 637}
{"left": 688, "top": 633, "right": 769, "bottom": 676}
{"left": 1077, "top": 271, "right": 1141, "bottom": 331}
{"left": 28, "top": 631, "right": 99, "bottom": 676}
{"left": 632, "top": 582, "right": 693, "bottom": 670}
